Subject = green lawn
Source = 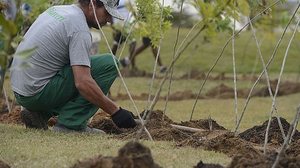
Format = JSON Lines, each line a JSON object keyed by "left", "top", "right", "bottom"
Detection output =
{"left": 99, "top": 27, "right": 300, "bottom": 74}
{"left": 0, "top": 124, "right": 230, "bottom": 168}
{"left": 2, "top": 26, "right": 300, "bottom": 167}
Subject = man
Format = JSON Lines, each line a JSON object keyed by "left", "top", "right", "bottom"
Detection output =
{"left": 127, "top": 36, "right": 166, "bottom": 73}
{"left": 10, "top": 0, "right": 136, "bottom": 133}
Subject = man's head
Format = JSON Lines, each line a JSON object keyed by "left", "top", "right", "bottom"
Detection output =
{"left": 78, "top": 0, "right": 123, "bottom": 29}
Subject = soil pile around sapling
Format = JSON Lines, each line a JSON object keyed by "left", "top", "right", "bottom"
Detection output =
{"left": 239, "top": 117, "right": 300, "bottom": 145}
{"left": 179, "top": 132, "right": 260, "bottom": 157}
{"left": 89, "top": 112, "right": 123, "bottom": 134}
{"left": 178, "top": 119, "right": 226, "bottom": 130}
{"left": 116, "top": 110, "right": 196, "bottom": 142}
{"left": 228, "top": 152, "right": 300, "bottom": 168}
{"left": 71, "top": 141, "right": 161, "bottom": 168}
{"left": 202, "top": 132, "right": 261, "bottom": 157}
{"left": 286, "top": 139, "right": 300, "bottom": 157}
{"left": 194, "top": 161, "right": 224, "bottom": 168}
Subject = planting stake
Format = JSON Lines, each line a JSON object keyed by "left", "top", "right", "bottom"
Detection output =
{"left": 272, "top": 105, "right": 300, "bottom": 168}
{"left": 234, "top": 0, "right": 296, "bottom": 135}
{"left": 190, "top": 0, "right": 282, "bottom": 121}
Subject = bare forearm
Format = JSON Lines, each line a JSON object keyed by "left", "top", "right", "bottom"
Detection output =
{"left": 77, "top": 79, "right": 119, "bottom": 115}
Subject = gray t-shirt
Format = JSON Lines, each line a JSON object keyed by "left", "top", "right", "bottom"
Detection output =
{"left": 11, "top": 5, "right": 92, "bottom": 96}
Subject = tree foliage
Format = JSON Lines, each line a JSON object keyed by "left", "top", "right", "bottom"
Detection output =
{"left": 134, "top": 0, "right": 172, "bottom": 46}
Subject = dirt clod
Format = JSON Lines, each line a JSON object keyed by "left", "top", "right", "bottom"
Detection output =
{"left": 228, "top": 153, "right": 300, "bottom": 168}
{"left": 71, "top": 141, "right": 161, "bottom": 168}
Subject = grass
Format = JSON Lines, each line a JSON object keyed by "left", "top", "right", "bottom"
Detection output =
{"left": 99, "top": 27, "right": 300, "bottom": 74}
{"left": 0, "top": 124, "right": 230, "bottom": 168}
{"left": 116, "top": 93, "right": 300, "bottom": 132}
{"left": 2, "top": 26, "right": 300, "bottom": 167}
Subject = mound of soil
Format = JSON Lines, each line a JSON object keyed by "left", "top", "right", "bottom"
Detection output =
{"left": 286, "top": 139, "right": 300, "bottom": 157}
{"left": 89, "top": 112, "right": 123, "bottom": 134}
{"left": 239, "top": 117, "right": 300, "bottom": 145}
{"left": 117, "top": 116, "right": 193, "bottom": 142}
{"left": 228, "top": 153, "right": 300, "bottom": 168}
{"left": 178, "top": 132, "right": 260, "bottom": 157}
{"left": 205, "top": 84, "right": 234, "bottom": 99}
{"left": 71, "top": 141, "right": 161, "bottom": 168}
{"left": 0, "top": 106, "right": 22, "bottom": 125}
{"left": 117, "top": 110, "right": 228, "bottom": 142}
{"left": 139, "top": 110, "right": 173, "bottom": 124}
{"left": 0, "top": 160, "right": 10, "bottom": 168}
{"left": 252, "top": 80, "right": 300, "bottom": 97}
{"left": 202, "top": 132, "right": 261, "bottom": 157}
{"left": 167, "top": 90, "right": 200, "bottom": 101}
{"left": 194, "top": 161, "right": 224, "bottom": 168}
{"left": 178, "top": 119, "right": 226, "bottom": 130}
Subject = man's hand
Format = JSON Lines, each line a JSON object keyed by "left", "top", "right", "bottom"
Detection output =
{"left": 111, "top": 108, "right": 137, "bottom": 128}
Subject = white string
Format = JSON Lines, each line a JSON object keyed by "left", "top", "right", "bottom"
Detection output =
{"left": 248, "top": 18, "right": 286, "bottom": 153}
{"left": 90, "top": 0, "right": 153, "bottom": 140}
{"left": 232, "top": 0, "right": 238, "bottom": 128}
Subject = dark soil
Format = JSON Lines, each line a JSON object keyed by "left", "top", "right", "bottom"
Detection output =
{"left": 286, "top": 139, "right": 300, "bottom": 157}
{"left": 71, "top": 141, "right": 161, "bottom": 168}
{"left": 239, "top": 117, "right": 300, "bottom": 145}
{"left": 0, "top": 160, "right": 10, "bottom": 168}
{"left": 89, "top": 110, "right": 264, "bottom": 158}
{"left": 194, "top": 161, "right": 224, "bottom": 168}
{"left": 116, "top": 110, "right": 194, "bottom": 142}
{"left": 0, "top": 106, "right": 22, "bottom": 125}
{"left": 89, "top": 112, "right": 123, "bottom": 134}
{"left": 228, "top": 153, "right": 300, "bottom": 168}
{"left": 252, "top": 80, "right": 300, "bottom": 97}
{"left": 202, "top": 132, "right": 261, "bottom": 157}
{"left": 178, "top": 119, "right": 226, "bottom": 130}
{"left": 205, "top": 84, "right": 235, "bottom": 99}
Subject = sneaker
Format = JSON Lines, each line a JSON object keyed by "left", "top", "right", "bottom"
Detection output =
{"left": 159, "top": 66, "right": 167, "bottom": 73}
{"left": 120, "top": 57, "right": 130, "bottom": 67}
{"left": 53, "top": 123, "right": 105, "bottom": 134}
{"left": 20, "top": 108, "right": 48, "bottom": 130}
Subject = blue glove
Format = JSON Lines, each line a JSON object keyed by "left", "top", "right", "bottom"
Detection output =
{"left": 112, "top": 108, "right": 136, "bottom": 128}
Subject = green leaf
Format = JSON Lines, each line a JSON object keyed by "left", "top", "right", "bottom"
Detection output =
{"left": 237, "top": 0, "right": 250, "bottom": 16}
{"left": 0, "top": 14, "right": 17, "bottom": 36}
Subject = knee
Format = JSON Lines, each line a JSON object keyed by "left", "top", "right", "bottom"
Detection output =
{"left": 91, "top": 54, "right": 119, "bottom": 76}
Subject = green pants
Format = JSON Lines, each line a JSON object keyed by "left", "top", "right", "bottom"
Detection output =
{"left": 15, "top": 54, "right": 119, "bottom": 130}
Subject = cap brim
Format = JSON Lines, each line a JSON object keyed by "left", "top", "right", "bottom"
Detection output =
{"left": 104, "top": 5, "right": 124, "bottom": 20}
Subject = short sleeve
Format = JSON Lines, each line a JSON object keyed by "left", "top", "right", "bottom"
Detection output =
{"left": 69, "top": 31, "right": 92, "bottom": 67}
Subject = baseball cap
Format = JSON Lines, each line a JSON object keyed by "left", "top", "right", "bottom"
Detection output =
{"left": 97, "top": 0, "right": 124, "bottom": 20}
